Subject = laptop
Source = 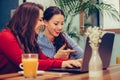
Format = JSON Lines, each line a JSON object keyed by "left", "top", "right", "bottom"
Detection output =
{"left": 49, "top": 32, "right": 115, "bottom": 73}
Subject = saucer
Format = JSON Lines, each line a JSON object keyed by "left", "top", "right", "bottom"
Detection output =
{"left": 18, "top": 70, "right": 45, "bottom": 75}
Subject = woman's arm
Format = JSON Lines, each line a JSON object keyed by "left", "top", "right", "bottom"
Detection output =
{"left": 0, "top": 29, "right": 82, "bottom": 72}
{"left": 0, "top": 30, "right": 23, "bottom": 66}
{"left": 38, "top": 52, "right": 82, "bottom": 70}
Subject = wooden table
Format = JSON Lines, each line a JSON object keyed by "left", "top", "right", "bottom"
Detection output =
{"left": 0, "top": 64, "right": 120, "bottom": 80}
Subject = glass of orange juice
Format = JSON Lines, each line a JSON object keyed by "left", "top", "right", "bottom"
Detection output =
{"left": 116, "top": 56, "right": 120, "bottom": 64}
{"left": 20, "top": 54, "right": 38, "bottom": 78}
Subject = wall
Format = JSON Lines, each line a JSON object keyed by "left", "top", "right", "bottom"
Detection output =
{"left": 26, "top": 0, "right": 55, "bottom": 9}
{"left": 0, "top": 0, "right": 19, "bottom": 31}
{"left": 100, "top": 0, "right": 120, "bottom": 29}
{"left": 110, "top": 34, "right": 120, "bottom": 64}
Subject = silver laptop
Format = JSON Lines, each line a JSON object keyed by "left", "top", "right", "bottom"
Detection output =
{"left": 49, "top": 32, "right": 115, "bottom": 73}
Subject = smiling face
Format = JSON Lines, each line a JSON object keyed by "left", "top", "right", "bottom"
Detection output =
{"left": 44, "top": 14, "right": 64, "bottom": 40}
{"left": 34, "top": 9, "right": 44, "bottom": 34}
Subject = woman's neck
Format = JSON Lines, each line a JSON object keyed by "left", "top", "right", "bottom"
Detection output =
{"left": 43, "top": 30, "right": 54, "bottom": 43}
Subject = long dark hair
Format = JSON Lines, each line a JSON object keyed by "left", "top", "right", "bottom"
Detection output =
{"left": 6, "top": 2, "right": 43, "bottom": 53}
{"left": 43, "top": 6, "right": 72, "bottom": 52}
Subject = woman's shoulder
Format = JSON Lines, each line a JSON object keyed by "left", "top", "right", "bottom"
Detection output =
{"left": 38, "top": 32, "right": 48, "bottom": 42}
{"left": 38, "top": 32, "right": 45, "bottom": 38}
{"left": 0, "top": 29, "right": 16, "bottom": 41}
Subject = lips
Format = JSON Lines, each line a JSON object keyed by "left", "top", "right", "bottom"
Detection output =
{"left": 55, "top": 31, "right": 60, "bottom": 35}
{"left": 56, "top": 29, "right": 61, "bottom": 33}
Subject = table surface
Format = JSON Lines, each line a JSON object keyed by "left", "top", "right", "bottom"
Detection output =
{"left": 0, "top": 64, "right": 120, "bottom": 80}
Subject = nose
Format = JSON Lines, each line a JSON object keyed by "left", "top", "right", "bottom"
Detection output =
{"left": 42, "top": 21, "right": 44, "bottom": 26}
{"left": 58, "top": 25, "right": 63, "bottom": 30}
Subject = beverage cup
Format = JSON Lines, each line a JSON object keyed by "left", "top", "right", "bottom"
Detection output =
{"left": 19, "top": 54, "right": 38, "bottom": 78}
{"left": 116, "top": 56, "right": 120, "bottom": 64}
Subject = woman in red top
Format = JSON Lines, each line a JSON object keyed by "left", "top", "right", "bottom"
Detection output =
{"left": 0, "top": 2, "right": 81, "bottom": 74}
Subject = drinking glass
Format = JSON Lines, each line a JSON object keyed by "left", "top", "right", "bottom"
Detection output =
{"left": 19, "top": 53, "right": 38, "bottom": 78}
{"left": 116, "top": 56, "right": 120, "bottom": 64}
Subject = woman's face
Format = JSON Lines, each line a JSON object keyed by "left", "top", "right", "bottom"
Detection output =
{"left": 44, "top": 14, "right": 64, "bottom": 37}
{"left": 34, "top": 9, "right": 44, "bottom": 34}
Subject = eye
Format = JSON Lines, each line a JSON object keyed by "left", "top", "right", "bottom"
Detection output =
{"left": 38, "top": 18, "right": 43, "bottom": 22}
{"left": 54, "top": 23, "right": 58, "bottom": 25}
{"left": 61, "top": 22, "right": 64, "bottom": 25}
{"left": 39, "top": 19, "right": 43, "bottom": 22}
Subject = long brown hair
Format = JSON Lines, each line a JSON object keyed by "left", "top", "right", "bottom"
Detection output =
{"left": 6, "top": 2, "right": 43, "bottom": 53}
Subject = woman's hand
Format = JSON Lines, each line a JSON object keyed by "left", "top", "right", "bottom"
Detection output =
{"left": 61, "top": 58, "right": 83, "bottom": 68}
{"left": 54, "top": 44, "right": 76, "bottom": 58}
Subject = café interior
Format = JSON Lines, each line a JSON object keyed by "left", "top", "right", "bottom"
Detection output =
{"left": 0, "top": 0, "right": 120, "bottom": 80}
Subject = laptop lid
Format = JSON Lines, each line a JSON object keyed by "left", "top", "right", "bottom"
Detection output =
{"left": 81, "top": 32, "right": 115, "bottom": 72}
{"left": 49, "top": 32, "right": 115, "bottom": 73}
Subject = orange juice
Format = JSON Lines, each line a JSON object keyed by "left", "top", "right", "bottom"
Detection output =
{"left": 116, "top": 56, "right": 120, "bottom": 64}
{"left": 22, "top": 58, "right": 38, "bottom": 77}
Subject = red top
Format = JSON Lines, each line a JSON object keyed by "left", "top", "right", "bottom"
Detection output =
{"left": 0, "top": 29, "right": 68, "bottom": 74}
